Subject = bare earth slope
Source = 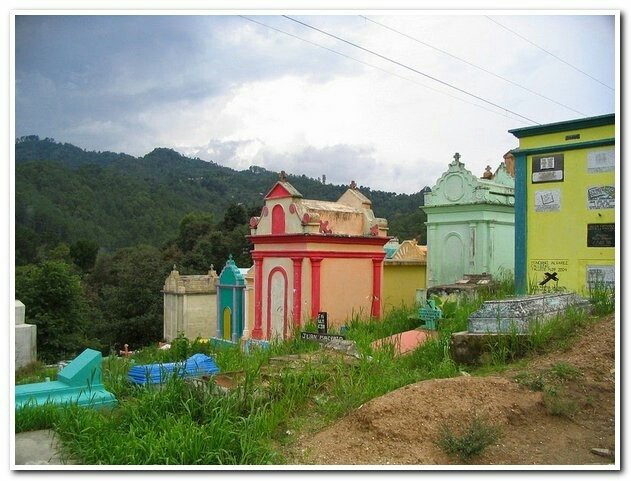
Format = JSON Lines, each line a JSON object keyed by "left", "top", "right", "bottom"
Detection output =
{"left": 288, "top": 314, "right": 615, "bottom": 466}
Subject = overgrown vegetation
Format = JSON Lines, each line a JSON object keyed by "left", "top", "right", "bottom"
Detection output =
{"left": 14, "top": 282, "right": 613, "bottom": 465}
{"left": 436, "top": 414, "right": 502, "bottom": 463}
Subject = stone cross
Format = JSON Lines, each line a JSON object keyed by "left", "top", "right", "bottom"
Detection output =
{"left": 279, "top": 170, "right": 287, "bottom": 182}
{"left": 350, "top": 180, "right": 357, "bottom": 189}
{"left": 453, "top": 152, "right": 461, "bottom": 162}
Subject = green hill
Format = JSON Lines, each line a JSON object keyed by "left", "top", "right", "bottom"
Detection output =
{"left": 15, "top": 136, "right": 428, "bottom": 264}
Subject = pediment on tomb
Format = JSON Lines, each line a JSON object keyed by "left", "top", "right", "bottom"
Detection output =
{"left": 425, "top": 158, "right": 480, "bottom": 206}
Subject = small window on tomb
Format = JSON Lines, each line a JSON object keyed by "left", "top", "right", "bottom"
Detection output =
{"left": 271, "top": 204, "right": 286, "bottom": 234}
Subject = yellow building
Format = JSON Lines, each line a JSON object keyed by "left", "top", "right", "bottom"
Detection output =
{"left": 382, "top": 240, "right": 427, "bottom": 311}
{"left": 509, "top": 114, "right": 615, "bottom": 295}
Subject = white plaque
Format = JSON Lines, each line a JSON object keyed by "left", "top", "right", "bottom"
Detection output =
{"left": 587, "top": 185, "right": 615, "bottom": 210}
{"left": 588, "top": 150, "right": 615, "bottom": 173}
{"left": 534, "top": 189, "right": 561, "bottom": 212}
{"left": 587, "top": 265, "right": 614, "bottom": 290}
{"left": 532, "top": 170, "right": 563, "bottom": 183}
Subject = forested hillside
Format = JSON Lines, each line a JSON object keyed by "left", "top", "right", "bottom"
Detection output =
{"left": 15, "top": 136, "right": 429, "bottom": 264}
{"left": 15, "top": 136, "right": 429, "bottom": 361}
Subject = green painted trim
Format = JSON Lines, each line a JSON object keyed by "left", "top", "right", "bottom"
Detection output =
{"left": 511, "top": 138, "right": 615, "bottom": 157}
{"left": 509, "top": 114, "right": 615, "bottom": 138}
{"left": 514, "top": 153, "right": 528, "bottom": 295}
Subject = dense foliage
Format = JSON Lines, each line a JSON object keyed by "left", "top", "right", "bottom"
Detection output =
{"left": 16, "top": 136, "right": 428, "bottom": 263}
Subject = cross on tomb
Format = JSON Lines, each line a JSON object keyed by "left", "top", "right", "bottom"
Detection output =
{"left": 453, "top": 152, "right": 461, "bottom": 162}
{"left": 279, "top": 170, "right": 287, "bottom": 182}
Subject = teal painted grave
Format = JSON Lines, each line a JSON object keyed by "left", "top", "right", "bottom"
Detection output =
{"left": 419, "top": 299, "right": 442, "bottom": 330}
{"left": 216, "top": 255, "right": 246, "bottom": 343}
{"left": 15, "top": 349, "right": 117, "bottom": 409}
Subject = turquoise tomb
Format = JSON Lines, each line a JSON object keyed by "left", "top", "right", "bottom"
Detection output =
{"left": 15, "top": 349, "right": 117, "bottom": 409}
{"left": 216, "top": 255, "right": 246, "bottom": 343}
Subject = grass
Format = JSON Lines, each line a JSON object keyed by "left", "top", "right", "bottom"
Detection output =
{"left": 14, "top": 276, "right": 613, "bottom": 465}
{"left": 436, "top": 414, "right": 502, "bottom": 463}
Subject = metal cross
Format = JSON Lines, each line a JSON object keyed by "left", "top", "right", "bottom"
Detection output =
{"left": 453, "top": 152, "right": 461, "bottom": 162}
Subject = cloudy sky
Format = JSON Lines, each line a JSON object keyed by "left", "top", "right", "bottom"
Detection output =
{"left": 14, "top": 12, "right": 616, "bottom": 193}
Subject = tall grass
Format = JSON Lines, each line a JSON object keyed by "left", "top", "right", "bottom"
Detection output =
{"left": 16, "top": 273, "right": 609, "bottom": 465}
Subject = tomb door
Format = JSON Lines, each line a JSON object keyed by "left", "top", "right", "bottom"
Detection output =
{"left": 222, "top": 307, "right": 232, "bottom": 341}
{"left": 268, "top": 268, "right": 288, "bottom": 340}
{"left": 443, "top": 233, "right": 465, "bottom": 284}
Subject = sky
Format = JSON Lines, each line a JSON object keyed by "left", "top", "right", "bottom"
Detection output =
{"left": 14, "top": 12, "right": 616, "bottom": 194}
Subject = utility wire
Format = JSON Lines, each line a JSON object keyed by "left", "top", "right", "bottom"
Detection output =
{"left": 361, "top": 15, "right": 587, "bottom": 117}
{"left": 282, "top": 15, "right": 540, "bottom": 125}
{"left": 485, "top": 15, "right": 614, "bottom": 91}
{"left": 240, "top": 15, "right": 532, "bottom": 125}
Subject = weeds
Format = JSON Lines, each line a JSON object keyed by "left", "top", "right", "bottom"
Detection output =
{"left": 588, "top": 281, "right": 615, "bottom": 316}
{"left": 436, "top": 414, "right": 501, "bottom": 463}
{"left": 542, "top": 386, "right": 577, "bottom": 418}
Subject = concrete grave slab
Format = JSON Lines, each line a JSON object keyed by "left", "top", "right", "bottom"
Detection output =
{"left": 467, "top": 292, "right": 592, "bottom": 334}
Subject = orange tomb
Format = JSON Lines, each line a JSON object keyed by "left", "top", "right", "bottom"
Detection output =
{"left": 248, "top": 173, "right": 390, "bottom": 340}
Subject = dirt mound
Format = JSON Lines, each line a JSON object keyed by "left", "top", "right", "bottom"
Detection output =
{"left": 289, "top": 315, "right": 616, "bottom": 466}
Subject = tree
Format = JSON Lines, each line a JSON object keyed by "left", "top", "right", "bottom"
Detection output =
{"left": 15, "top": 260, "right": 92, "bottom": 362}
{"left": 177, "top": 212, "right": 215, "bottom": 252}
{"left": 70, "top": 239, "right": 100, "bottom": 272}
{"left": 220, "top": 203, "right": 248, "bottom": 231}
{"left": 93, "top": 245, "right": 169, "bottom": 349}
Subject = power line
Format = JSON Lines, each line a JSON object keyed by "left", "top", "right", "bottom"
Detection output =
{"left": 361, "top": 15, "right": 588, "bottom": 117}
{"left": 485, "top": 15, "right": 614, "bottom": 91}
{"left": 282, "top": 15, "right": 540, "bottom": 125}
{"left": 239, "top": 15, "right": 533, "bottom": 125}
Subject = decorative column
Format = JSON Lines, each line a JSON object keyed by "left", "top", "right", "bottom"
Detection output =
{"left": 291, "top": 257, "right": 303, "bottom": 328}
{"left": 310, "top": 257, "right": 322, "bottom": 319}
{"left": 371, "top": 257, "right": 383, "bottom": 318}
{"left": 252, "top": 256, "right": 264, "bottom": 339}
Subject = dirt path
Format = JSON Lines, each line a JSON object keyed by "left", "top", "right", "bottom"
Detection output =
{"left": 286, "top": 314, "right": 616, "bottom": 466}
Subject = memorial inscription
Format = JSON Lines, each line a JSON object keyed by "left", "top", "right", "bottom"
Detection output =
{"left": 587, "top": 223, "right": 615, "bottom": 247}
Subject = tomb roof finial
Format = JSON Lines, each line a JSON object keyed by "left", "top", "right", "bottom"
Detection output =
{"left": 483, "top": 165, "right": 493, "bottom": 179}
{"left": 350, "top": 180, "right": 357, "bottom": 190}
{"left": 279, "top": 170, "right": 287, "bottom": 182}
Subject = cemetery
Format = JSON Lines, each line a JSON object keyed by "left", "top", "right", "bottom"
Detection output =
{"left": 14, "top": 115, "right": 616, "bottom": 466}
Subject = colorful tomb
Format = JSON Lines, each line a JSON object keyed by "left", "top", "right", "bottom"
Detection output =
{"left": 15, "top": 349, "right": 117, "bottom": 409}
{"left": 423, "top": 153, "right": 515, "bottom": 287}
{"left": 382, "top": 239, "right": 428, "bottom": 310}
{"left": 509, "top": 114, "right": 615, "bottom": 295}
{"left": 162, "top": 266, "right": 218, "bottom": 342}
{"left": 216, "top": 255, "right": 246, "bottom": 342}
{"left": 248, "top": 174, "right": 390, "bottom": 340}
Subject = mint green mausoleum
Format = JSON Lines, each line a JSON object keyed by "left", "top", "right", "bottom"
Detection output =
{"left": 423, "top": 154, "right": 515, "bottom": 287}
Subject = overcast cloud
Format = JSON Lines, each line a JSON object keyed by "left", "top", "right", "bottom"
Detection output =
{"left": 15, "top": 14, "right": 615, "bottom": 193}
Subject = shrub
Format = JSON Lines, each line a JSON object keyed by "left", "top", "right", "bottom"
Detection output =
{"left": 436, "top": 414, "right": 501, "bottom": 462}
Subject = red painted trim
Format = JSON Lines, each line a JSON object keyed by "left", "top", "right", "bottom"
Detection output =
{"left": 271, "top": 204, "right": 286, "bottom": 234}
{"left": 291, "top": 258, "right": 303, "bottom": 328}
{"left": 253, "top": 258, "right": 264, "bottom": 339}
{"left": 248, "top": 234, "right": 391, "bottom": 246}
{"left": 252, "top": 250, "right": 386, "bottom": 261}
{"left": 310, "top": 258, "right": 322, "bottom": 319}
{"left": 371, "top": 258, "right": 383, "bottom": 318}
{"left": 266, "top": 266, "right": 288, "bottom": 340}
{"left": 265, "top": 183, "right": 294, "bottom": 200}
